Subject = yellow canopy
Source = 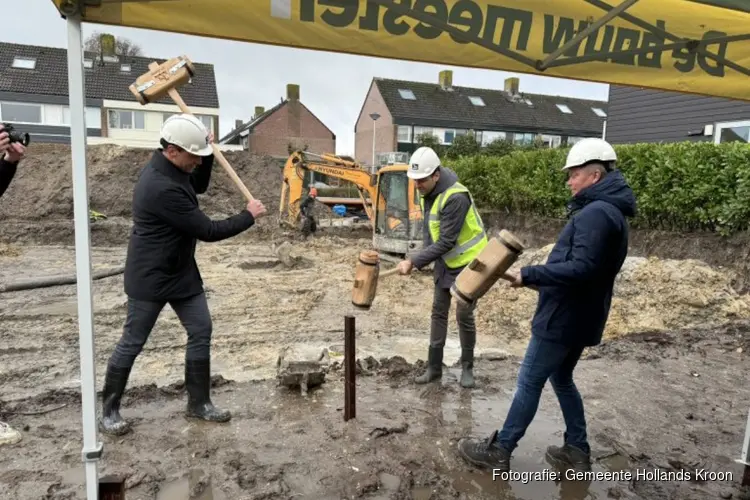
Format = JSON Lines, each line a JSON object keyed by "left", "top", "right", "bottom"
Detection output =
{"left": 52, "top": 0, "right": 750, "bottom": 101}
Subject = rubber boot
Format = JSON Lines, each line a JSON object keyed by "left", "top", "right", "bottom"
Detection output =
{"left": 184, "top": 359, "right": 231, "bottom": 422}
{"left": 415, "top": 347, "right": 443, "bottom": 384}
{"left": 460, "top": 348, "right": 475, "bottom": 389}
{"left": 99, "top": 364, "right": 133, "bottom": 436}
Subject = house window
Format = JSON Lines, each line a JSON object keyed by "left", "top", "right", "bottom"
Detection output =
{"left": 398, "top": 89, "right": 416, "bottom": 100}
{"left": 413, "top": 126, "right": 438, "bottom": 141}
{"left": 83, "top": 59, "right": 93, "bottom": 69}
{"left": 714, "top": 120, "right": 750, "bottom": 144}
{"left": 108, "top": 109, "right": 145, "bottom": 129}
{"left": 444, "top": 130, "right": 455, "bottom": 144}
{"left": 12, "top": 57, "right": 36, "bottom": 69}
{"left": 468, "top": 96, "right": 485, "bottom": 106}
{"left": 62, "top": 106, "right": 103, "bottom": 129}
{"left": 120, "top": 64, "right": 131, "bottom": 72}
{"left": 513, "top": 132, "right": 534, "bottom": 145}
{"left": 164, "top": 113, "right": 213, "bottom": 132}
{"left": 481, "top": 131, "right": 506, "bottom": 146}
{"left": 567, "top": 136, "right": 586, "bottom": 145}
{"left": 592, "top": 107, "right": 607, "bottom": 117}
{"left": 556, "top": 104, "right": 573, "bottom": 114}
{"left": 396, "top": 125, "right": 411, "bottom": 143}
{"left": 541, "top": 134, "right": 562, "bottom": 148}
{"left": 0, "top": 102, "right": 42, "bottom": 123}
{"left": 198, "top": 115, "right": 213, "bottom": 131}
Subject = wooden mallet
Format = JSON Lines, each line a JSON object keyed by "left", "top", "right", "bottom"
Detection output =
{"left": 129, "top": 55, "right": 254, "bottom": 202}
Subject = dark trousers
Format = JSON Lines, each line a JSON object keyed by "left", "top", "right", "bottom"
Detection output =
{"left": 108, "top": 292, "right": 213, "bottom": 369}
{"left": 429, "top": 286, "right": 476, "bottom": 350}
{"left": 496, "top": 334, "right": 589, "bottom": 454}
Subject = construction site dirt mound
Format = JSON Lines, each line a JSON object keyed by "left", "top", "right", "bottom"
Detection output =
{"left": 0, "top": 143, "right": 287, "bottom": 241}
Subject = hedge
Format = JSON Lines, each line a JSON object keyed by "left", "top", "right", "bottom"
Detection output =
{"left": 444, "top": 141, "right": 750, "bottom": 236}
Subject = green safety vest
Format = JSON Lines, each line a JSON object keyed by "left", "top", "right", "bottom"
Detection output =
{"left": 420, "top": 182, "right": 488, "bottom": 268}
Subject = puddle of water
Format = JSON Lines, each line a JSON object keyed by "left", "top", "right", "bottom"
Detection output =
{"left": 60, "top": 466, "right": 85, "bottom": 485}
{"left": 417, "top": 386, "right": 630, "bottom": 499}
{"left": 156, "top": 469, "right": 227, "bottom": 500}
{"left": 598, "top": 452, "right": 631, "bottom": 472}
{"left": 412, "top": 486, "right": 433, "bottom": 499}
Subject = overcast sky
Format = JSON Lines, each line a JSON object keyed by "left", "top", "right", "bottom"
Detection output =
{"left": 7, "top": 0, "right": 609, "bottom": 155}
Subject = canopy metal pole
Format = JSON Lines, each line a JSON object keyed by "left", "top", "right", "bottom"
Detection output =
{"left": 738, "top": 408, "right": 750, "bottom": 486}
{"left": 66, "top": 12, "right": 102, "bottom": 500}
{"left": 538, "top": 0, "right": 640, "bottom": 69}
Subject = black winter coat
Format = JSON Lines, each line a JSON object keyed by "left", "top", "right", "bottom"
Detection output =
{"left": 520, "top": 170, "right": 637, "bottom": 347}
{"left": 123, "top": 150, "right": 255, "bottom": 301}
{"left": 0, "top": 158, "right": 18, "bottom": 198}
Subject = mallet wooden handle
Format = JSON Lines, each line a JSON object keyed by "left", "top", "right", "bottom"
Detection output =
{"left": 380, "top": 268, "right": 509, "bottom": 279}
{"left": 166, "top": 88, "right": 255, "bottom": 202}
{"left": 145, "top": 62, "right": 254, "bottom": 202}
{"left": 379, "top": 269, "right": 521, "bottom": 283}
{"left": 380, "top": 267, "right": 399, "bottom": 278}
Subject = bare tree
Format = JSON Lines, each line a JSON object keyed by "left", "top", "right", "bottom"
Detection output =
{"left": 84, "top": 31, "right": 143, "bottom": 56}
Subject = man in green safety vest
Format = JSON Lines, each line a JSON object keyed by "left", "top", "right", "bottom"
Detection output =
{"left": 396, "top": 146, "right": 488, "bottom": 388}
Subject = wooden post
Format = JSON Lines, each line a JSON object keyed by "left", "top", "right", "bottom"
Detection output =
{"left": 344, "top": 315, "right": 356, "bottom": 421}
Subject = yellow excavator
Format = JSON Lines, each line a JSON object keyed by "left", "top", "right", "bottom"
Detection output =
{"left": 279, "top": 150, "right": 424, "bottom": 261}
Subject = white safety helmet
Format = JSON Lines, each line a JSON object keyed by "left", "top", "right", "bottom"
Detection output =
{"left": 160, "top": 113, "right": 212, "bottom": 156}
{"left": 563, "top": 138, "right": 617, "bottom": 170}
{"left": 407, "top": 146, "right": 441, "bottom": 180}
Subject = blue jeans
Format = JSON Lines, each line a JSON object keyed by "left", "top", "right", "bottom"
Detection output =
{"left": 496, "top": 334, "right": 589, "bottom": 454}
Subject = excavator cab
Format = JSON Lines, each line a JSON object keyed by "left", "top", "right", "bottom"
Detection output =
{"left": 373, "top": 165, "right": 423, "bottom": 260}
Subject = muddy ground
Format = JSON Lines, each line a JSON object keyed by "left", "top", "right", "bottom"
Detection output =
{"left": 0, "top": 237, "right": 749, "bottom": 500}
{"left": 0, "top": 144, "right": 749, "bottom": 499}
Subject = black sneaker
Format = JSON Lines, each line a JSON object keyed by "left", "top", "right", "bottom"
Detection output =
{"left": 457, "top": 430, "right": 511, "bottom": 472}
{"left": 545, "top": 443, "right": 592, "bottom": 472}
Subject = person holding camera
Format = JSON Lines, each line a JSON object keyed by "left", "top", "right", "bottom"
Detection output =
{"left": 0, "top": 123, "right": 26, "bottom": 447}
{"left": 0, "top": 123, "right": 27, "bottom": 198}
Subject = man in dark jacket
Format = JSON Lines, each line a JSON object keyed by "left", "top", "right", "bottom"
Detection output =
{"left": 0, "top": 123, "right": 26, "bottom": 447}
{"left": 99, "top": 114, "right": 267, "bottom": 436}
{"left": 396, "top": 146, "right": 488, "bottom": 388}
{"left": 0, "top": 123, "right": 26, "bottom": 198}
{"left": 457, "top": 138, "right": 636, "bottom": 473}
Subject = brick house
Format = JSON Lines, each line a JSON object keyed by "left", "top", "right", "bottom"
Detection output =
{"left": 0, "top": 40, "right": 220, "bottom": 148}
{"left": 354, "top": 70, "right": 608, "bottom": 165}
{"left": 219, "top": 84, "right": 335, "bottom": 157}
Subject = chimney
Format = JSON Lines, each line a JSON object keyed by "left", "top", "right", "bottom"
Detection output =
{"left": 235, "top": 119, "right": 243, "bottom": 129}
{"left": 254, "top": 106, "right": 265, "bottom": 117}
{"left": 286, "top": 84, "right": 300, "bottom": 102}
{"left": 439, "top": 70, "right": 453, "bottom": 90}
{"left": 504, "top": 77, "right": 520, "bottom": 95}
{"left": 99, "top": 33, "right": 116, "bottom": 59}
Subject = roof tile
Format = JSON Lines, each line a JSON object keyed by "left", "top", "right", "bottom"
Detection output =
{"left": 0, "top": 41, "right": 219, "bottom": 108}
{"left": 375, "top": 77, "right": 606, "bottom": 136}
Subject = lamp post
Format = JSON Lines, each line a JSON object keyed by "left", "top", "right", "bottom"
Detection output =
{"left": 369, "top": 112, "right": 380, "bottom": 173}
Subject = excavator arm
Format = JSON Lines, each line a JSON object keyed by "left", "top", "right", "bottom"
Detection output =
{"left": 279, "top": 151, "right": 385, "bottom": 229}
